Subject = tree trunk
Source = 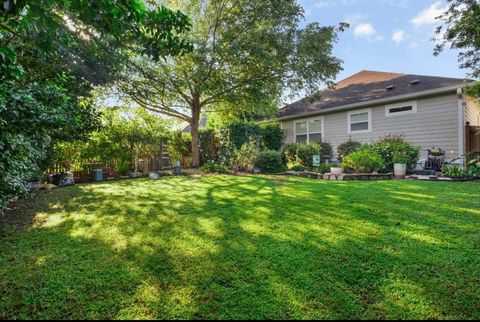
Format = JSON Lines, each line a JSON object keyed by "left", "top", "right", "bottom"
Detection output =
{"left": 190, "top": 101, "right": 201, "bottom": 168}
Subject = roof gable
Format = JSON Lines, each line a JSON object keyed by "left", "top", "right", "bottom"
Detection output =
{"left": 278, "top": 70, "right": 468, "bottom": 118}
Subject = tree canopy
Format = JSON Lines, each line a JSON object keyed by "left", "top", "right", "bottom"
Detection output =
{"left": 434, "top": 0, "right": 480, "bottom": 96}
{"left": 117, "top": 0, "right": 347, "bottom": 167}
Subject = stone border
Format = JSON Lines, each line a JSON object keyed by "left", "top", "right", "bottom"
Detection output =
{"left": 286, "top": 171, "right": 394, "bottom": 181}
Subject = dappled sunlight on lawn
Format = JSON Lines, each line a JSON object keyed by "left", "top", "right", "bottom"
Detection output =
{"left": 1, "top": 175, "right": 479, "bottom": 319}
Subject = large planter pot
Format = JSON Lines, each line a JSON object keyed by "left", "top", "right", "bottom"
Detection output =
{"left": 394, "top": 163, "right": 407, "bottom": 179}
{"left": 92, "top": 169, "right": 103, "bottom": 182}
{"left": 331, "top": 167, "right": 344, "bottom": 175}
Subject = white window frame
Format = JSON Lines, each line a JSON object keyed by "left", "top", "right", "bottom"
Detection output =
{"left": 293, "top": 116, "right": 324, "bottom": 144}
{"left": 385, "top": 100, "right": 417, "bottom": 117}
{"left": 347, "top": 108, "right": 372, "bottom": 134}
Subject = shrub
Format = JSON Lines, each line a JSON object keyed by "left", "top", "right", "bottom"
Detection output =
{"left": 230, "top": 141, "right": 258, "bottom": 172}
{"left": 218, "top": 121, "right": 284, "bottom": 165}
{"left": 260, "top": 123, "right": 284, "bottom": 151}
{"left": 283, "top": 143, "right": 322, "bottom": 169}
{"left": 442, "top": 166, "right": 465, "bottom": 178}
{"left": 363, "top": 135, "right": 420, "bottom": 173}
{"left": 287, "top": 161, "right": 306, "bottom": 171}
{"left": 341, "top": 150, "right": 384, "bottom": 173}
{"left": 255, "top": 149, "right": 284, "bottom": 173}
{"left": 319, "top": 142, "right": 333, "bottom": 159}
{"left": 337, "top": 140, "right": 361, "bottom": 161}
{"left": 202, "top": 160, "right": 228, "bottom": 173}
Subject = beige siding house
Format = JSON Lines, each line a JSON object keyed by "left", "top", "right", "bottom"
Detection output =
{"left": 276, "top": 70, "right": 479, "bottom": 164}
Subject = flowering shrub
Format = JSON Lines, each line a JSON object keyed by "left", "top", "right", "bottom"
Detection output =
{"left": 362, "top": 136, "right": 420, "bottom": 173}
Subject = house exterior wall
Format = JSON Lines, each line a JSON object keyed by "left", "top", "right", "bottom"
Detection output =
{"left": 280, "top": 94, "right": 460, "bottom": 161}
{"left": 465, "top": 96, "right": 480, "bottom": 126}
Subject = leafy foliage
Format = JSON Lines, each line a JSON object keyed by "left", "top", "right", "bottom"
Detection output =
{"left": 341, "top": 150, "right": 384, "bottom": 173}
{"left": 255, "top": 150, "right": 285, "bottom": 173}
{"left": 362, "top": 136, "right": 420, "bottom": 173}
{"left": 434, "top": 0, "right": 480, "bottom": 79}
{"left": 283, "top": 143, "right": 322, "bottom": 169}
{"left": 230, "top": 141, "right": 258, "bottom": 173}
{"left": 0, "top": 0, "right": 190, "bottom": 212}
{"left": 337, "top": 140, "right": 362, "bottom": 161}
{"left": 50, "top": 108, "right": 170, "bottom": 176}
{"left": 201, "top": 160, "right": 227, "bottom": 173}
{"left": 218, "top": 121, "right": 284, "bottom": 165}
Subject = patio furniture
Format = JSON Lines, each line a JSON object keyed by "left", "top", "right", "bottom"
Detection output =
{"left": 421, "top": 147, "right": 445, "bottom": 172}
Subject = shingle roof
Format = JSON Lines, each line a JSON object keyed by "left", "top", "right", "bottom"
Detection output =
{"left": 277, "top": 70, "right": 468, "bottom": 118}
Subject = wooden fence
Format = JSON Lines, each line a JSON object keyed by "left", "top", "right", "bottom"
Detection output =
{"left": 465, "top": 122, "right": 480, "bottom": 163}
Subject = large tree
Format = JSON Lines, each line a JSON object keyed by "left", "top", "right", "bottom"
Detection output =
{"left": 434, "top": 0, "right": 480, "bottom": 96}
{"left": 118, "top": 0, "right": 347, "bottom": 167}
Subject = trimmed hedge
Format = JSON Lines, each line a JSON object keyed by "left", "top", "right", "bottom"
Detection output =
{"left": 283, "top": 143, "right": 322, "bottom": 169}
{"left": 255, "top": 149, "right": 284, "bottom": 173}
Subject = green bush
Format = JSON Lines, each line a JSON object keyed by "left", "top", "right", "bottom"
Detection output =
{"left": 341, "top": 150, "right": 384, "bottom": 173}
{"left": 319, "top": 142, "right": 333, "bottom": 159}
{"left": 442, "top": 166, "right": 465, "bottom": 178}
{"left": 201, "top": 160, "right": 228, "bottom": 173}
{"left": 283, "top": 143, "right": 322, "bottom": 169}
{"left": 230, "top": 141, "right": 258, "bottom": 172}
{"left": 363, "top": 136, "right": 420, "bottom": 173}
{"left": 337, "top": 140, "right": 361, "bottom": 161}
{"left": 287, "top": 161, "right": 306, "bottom": 171}
{"left": 255, "top": 149, "right": 284, "bottom": 173}
{"left": 218, "top": 121, "right": 284, "bottom": 165}
{"left": 260, "top": 123, "right": 284, "bottom": 151}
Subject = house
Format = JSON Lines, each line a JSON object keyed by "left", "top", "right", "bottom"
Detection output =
{"left": 276, "top": 70, "right": 480, "bottom": 164}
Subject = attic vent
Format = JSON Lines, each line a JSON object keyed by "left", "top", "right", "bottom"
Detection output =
{"left": 410, "top": 79, "right": 420, "bottom": 85}
{"left": 386, "top": 85, "right": 395, "bottom": 91}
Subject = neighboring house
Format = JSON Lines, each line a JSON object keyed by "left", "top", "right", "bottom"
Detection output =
{"left": 180, "top": 116, "right": 208, "bottom": 133}
{"left": 276, "top": 70, "right": 480, "bottom": 164}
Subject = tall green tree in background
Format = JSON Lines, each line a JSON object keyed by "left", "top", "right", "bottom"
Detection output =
{"left": 435, "top": 0, "right": 480, "bottom": 96}
{"left": 0, "top": 0, "right": 191, "bottom": 211}
{"left": 118, "top": 0, "right": 347, "bottom": 167}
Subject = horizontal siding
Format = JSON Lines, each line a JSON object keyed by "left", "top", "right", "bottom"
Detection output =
{"left": 465, "top": 97, "right": 480, "bottom": 126}
{"left": 281, "top": 94, "right": 460, "bottom": 160}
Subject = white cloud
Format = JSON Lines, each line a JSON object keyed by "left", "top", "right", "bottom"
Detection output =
{"left": 392, "top": 30, "right": 405, "bottom": 45}
{"left": 411, "top": 1, "right": 447, "bottom": 27}
{"left": 354, "top": 23, "right": 384, "bottom": 41}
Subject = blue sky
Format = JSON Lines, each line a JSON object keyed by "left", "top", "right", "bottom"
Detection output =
{"left": 298, "top": 0, "right": 467, "bottom": 82}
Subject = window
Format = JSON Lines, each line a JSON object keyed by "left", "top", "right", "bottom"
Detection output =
{"left": 294, "top": 118, "right": 323, "bottom": 143}
{"left": 348, "top": 109, "right": 372, "bottom": 134}
{"left": 386, "top": 101, "right": 417, "bottom": 117}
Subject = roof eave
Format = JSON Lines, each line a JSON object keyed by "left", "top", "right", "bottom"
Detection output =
{"left": 274, "top": 82, "right": 475, "bottom": 122}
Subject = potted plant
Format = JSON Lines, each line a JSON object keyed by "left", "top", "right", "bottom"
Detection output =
{"left": 393, "top": 150, "right": 408, "bottom": 179}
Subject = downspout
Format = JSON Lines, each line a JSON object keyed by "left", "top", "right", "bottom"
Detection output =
{"left": 457, "top": 87, "right": 465, "bottom": 167}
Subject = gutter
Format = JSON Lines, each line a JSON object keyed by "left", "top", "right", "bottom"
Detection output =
{"left": 274, "top": 83, "right": 474, "bottom": 122}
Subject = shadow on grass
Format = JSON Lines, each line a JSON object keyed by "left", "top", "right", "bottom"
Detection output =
{"left": 1, "top": 176, "right": 479, "bottom": 319}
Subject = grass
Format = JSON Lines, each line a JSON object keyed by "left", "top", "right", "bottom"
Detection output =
{"left": 1, "top": 175, "right": 479, "bottom": 320}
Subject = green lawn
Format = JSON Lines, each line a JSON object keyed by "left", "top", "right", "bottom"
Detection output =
{"left": 1, "top": 175, "right": 479, "bottom": 320}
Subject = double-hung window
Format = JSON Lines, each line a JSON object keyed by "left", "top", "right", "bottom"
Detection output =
{"left": 295, "top": 118, "right": 323, "bottom": 143}
{"left": 347, "top": 109, "right": 372, "bottom": 134}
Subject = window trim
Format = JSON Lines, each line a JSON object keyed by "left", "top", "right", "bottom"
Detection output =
{"left": 385, "top": 100, "right": 417, "bottom": 117}
{"left": 347, "top": 108, "right": 372, "bottom": 134}
{"left": 293, "top": 116, "right": 324, "bottom": 144}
